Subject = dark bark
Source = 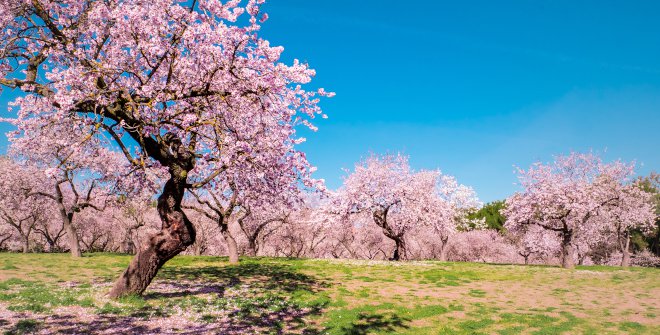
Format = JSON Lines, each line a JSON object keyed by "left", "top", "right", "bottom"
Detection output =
{"left": 247, "top": 239, "right": 258, "bottom": 257}
{"left": 373, "top": 207, "right": 407, "bottom": 261}
{"left": 390, "top": 238, "right": 406, "bottom": 261}
{"left": 109, "top": 172, "right": 195, "bottom": 298}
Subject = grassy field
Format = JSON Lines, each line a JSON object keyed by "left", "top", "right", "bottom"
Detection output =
{"left": 0, "top": 254, "right": 658, "bottom": 334}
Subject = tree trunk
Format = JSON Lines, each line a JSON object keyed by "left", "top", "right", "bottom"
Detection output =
{"left": 373, "top": 209, "right": 406, "bottom": 261}
{"left": 61, "top": 212, "right": 82, "bottom": 257}
{"left": 55, "top": 184, "right": 82, "bottom": 257}
{"left": 390, "top": 238, "right": 406, "bottom": 261}
{"left": 109, "top": 175, "right": 195, "bottom": 298}
{"left": 221, "top": 227, "right": 239, "bottom": 264}
{"left": 560, "top": 231, "right": 574, "bottom": 269}
{"left": 247, "top": 239, "right": 258, "bottom": 257}
{"left": 22, "top": 236, "right": 29, "bottom": 253}
{"left": 621, "top": 234, "right": 631, "bottom": 267}
{"left": 438, "top": 236, "right": 449, "bottom": 262}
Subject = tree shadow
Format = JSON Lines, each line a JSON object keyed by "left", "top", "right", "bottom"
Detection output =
{"left": 142, "top": 281, "right": 228, "bottom": 299}
{"left": 156, "top": 262, "right": 328, "bottom": 293}
{"left": 339, "top": 312, "right": 410, "bottom": 335}
{"left": 8, "top": 261, "right": 330, "bottom": 334}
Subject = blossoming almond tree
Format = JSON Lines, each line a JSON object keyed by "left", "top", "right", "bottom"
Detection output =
{"left": 509, "top": 224, "right": 560, "bottom": 264}
{"left": 596, "top": 176, "right": 656, "bottom": 267}
{"left": 504, "top": 152, "right": 648, "bottom": 269}
{"left": 0, "top": 0, "right": 329, "bottom": 298}
{"left": 335, "top": 154, "right": 465, "bottom": 261}
{"left": 430, "top": 174, "right": 482, "bottom": 261}
{"left": 6, "top": 120, "right": 124, "bottom": 257}
{"left": 0, "top": 157, "right": 49, "bottom": 253}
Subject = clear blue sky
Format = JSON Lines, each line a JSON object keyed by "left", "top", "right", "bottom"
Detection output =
{"left": 2, "top": 0, "right": 659, "bottom": 202}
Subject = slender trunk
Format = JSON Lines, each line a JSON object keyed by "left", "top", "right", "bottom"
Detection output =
{"left": 109, "top": 174, "right": 195, "bottom": 298}
{"left": 621, "top": 234, "right": 631, "bottom": 267}
{"left": 560, "top": 230, "right": 574, "bottom": 269}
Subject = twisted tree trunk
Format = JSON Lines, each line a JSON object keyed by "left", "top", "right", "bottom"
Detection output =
{"left": 109, "top": 172, "right": 195, "bottom": 298}
{"left": 373, "top": 208, "right": 407, "bottom": 261}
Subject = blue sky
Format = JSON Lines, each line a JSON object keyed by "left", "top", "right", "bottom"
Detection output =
{"left": 2, "top": 0, "right": 659, "bottom": 202}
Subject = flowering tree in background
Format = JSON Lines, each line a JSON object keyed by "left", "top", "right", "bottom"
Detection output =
{"left": 237, "top": 202, "right": 290, "bottom": 257}
{"left": 597, "top": 178, "right": 656, "bottom": 267}
{"left": 0, "top": 157, "right": 49, "bottom": 253}
{"left": 429, "top": 175, "right": 482, "bottom": 261}
{"left": 33, "top": 212, "right": 67, "bottom": 253}
{"left": 185, "top": 185, "right": 242, "bottom": 264}
{"left": 0, "top": 223, "right": 11, "bottom": 251}
{"left": 334, "top": 155, "right": 434, "bottom": 260}
{"left": 509, "top": 224, "right": 560, "bottom": 265}
{"left": 335, "top": 154, "right": 469, "bottom": 261}
{"left": 6, "top": 121, "right": 124, "bottom": 257}
{"left": 109, "top": 196, "right": 160, "bottom": 254}
{"left": 504, "top": 152, "right": 651, "bottom": 269}
{"left": 0, "top": 0, "right": 329, "bottom": 297}
{"left": 447, "top": 229, "right": 517, "bottom": 263}
{"left": 636, "top": 173, "right": 660, "bottom": 256}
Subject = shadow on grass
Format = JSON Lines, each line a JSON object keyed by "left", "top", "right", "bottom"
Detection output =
{"left": 157, "top": 261, "right": 326, "bottom": 293}
{"left": 7, "top": 261, "right": 332, "bottom": 334}
{"left": 339, "top": 312, "right": 410, "bottom": 335}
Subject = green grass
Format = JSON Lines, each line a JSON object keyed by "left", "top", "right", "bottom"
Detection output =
{"left": 0, "top": 253, "right": 658, "bottom": 334}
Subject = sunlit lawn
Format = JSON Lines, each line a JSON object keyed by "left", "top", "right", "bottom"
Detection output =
{"left": 0, "top": 253, "right": 658, "bottom": 334}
